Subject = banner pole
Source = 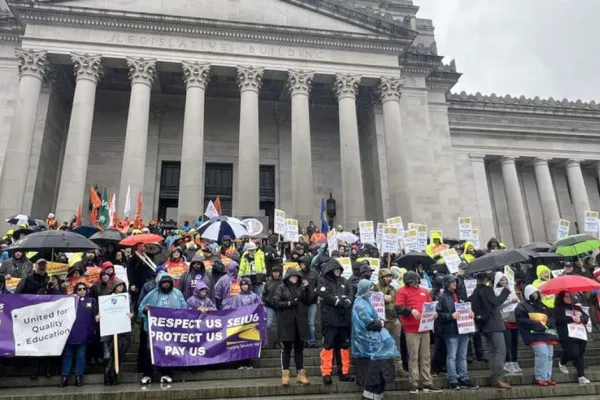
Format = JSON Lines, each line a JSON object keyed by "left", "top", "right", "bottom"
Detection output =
{"left": 387, "top": 253, "right": 391, "bottom": 268}
{"left": 113, "top": 334, "right": 119, "bottom": 375}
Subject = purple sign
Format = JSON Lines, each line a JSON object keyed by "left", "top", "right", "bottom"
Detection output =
{"left": 148, "top": 303, "right": 267, "bottom": 367}
{"left": 0, "top": 294, "right": 78, "bottom": 357}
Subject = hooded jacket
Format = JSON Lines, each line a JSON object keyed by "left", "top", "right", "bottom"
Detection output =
{"left": 377, "top": 268, "right": 398, "bottom": 321}
{"left": 91, "top": 270, "right": 115, "bottom": 299}
{"left": 15, "top": 270, "right": 49, "bottom": 294}
{"left": 395, "top": 271, "right": 433, "bottom": 333}
{"left": 471, "top": 278, "right": 510, "bottom": 333}
{"left": 263, "top": 235, "right": 280, "bottom": 277}
{"left": 222, "top": 278, "right": 262, "bottom": 310}
{"left": 317, "top": 258, "right": 353, "bottom": 328}
{"left": 67, "top": 286, "right": 98, "bottom": 345}
{"left": 494, "top": 271, "right": 518, "bottom": 322}
{"left": 299, "top": 256, "right": 319, "bottom": 304}
{"left": 436, "top": 275, "right": 467, "bottom": 336}
{"left": 186, "top": 281, "right": 217, "bottom": 310}
{"left": 214, "top": 261, "right": 240, "bottom": 307}
{"left": 486, "top": 237, "right": 505, "bottom": 252}
{"left": 0, "top": 255, "right": 33, "bottom": 279}
{"left": 178, "top": 255, "right": 214, "bottom": 300}
{"left": 348, "top": 262, "right": 372, "bottom": 296}
{"left": 515, "top": 285, "right": 558, "bottom": 345}
{"left": 462, "top": 242, "right": 483, "bottom": 263}
{"left": 239, "top": 249, "right": 267, "bottom": 284}
{"left": 262, "top": 271, "right": 282, "bottom": 308}
{"left": 532, "top": 265, "right": 555, "bottom": 309}
{"left": 554, "top": 292, "right": 589, "bottom": 342}
{"left": 426, "top": 232, "right": 448, "bottom": 258}
{"left": 138, "top": 273, "right": 186, "bottom": 332}
{"left": 274, "top": 268, "right": 310, "bottom": 342}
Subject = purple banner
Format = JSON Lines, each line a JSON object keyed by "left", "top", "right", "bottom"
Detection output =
{"left": 0, "top": 294, "right": 78, "bottom": 357}
{"left": 148, "top": 303, "right": 267, "bottom": 367}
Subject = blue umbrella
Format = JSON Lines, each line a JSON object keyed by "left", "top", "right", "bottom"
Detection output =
{"left": 73, "top": 225, "right": 101, "bottom": 238}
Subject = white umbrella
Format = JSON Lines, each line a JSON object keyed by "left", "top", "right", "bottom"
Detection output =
{"left": 335, "top": 231, "right": 359, "bottom": 244}
{"left": 6, "top": 214, "right": 38, "bottom": 226}
{"left": 197, "top": 216, "right": 249, "bottom": 241}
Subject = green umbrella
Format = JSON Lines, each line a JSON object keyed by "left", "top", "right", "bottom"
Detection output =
{"left": 549, "top": 234, "right": 600, "bottom": 257}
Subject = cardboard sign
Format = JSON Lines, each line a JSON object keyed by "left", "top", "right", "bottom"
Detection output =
{"left": 46, "top": 262, "right": 69, "bottom": 277}
{"left": 229, "top": 281, "right": 241, "bottom": 297}
{"left": 5, "top": 277, "right": 20, "bottom": 292}
{"left": 375, "top": 223, "right": 387, "bottom": 250}
{"left": 417, "top": 224, "right": 427, "bottom": 252}
{"left": 458, "top": 217, "right": 473, "bottom": 240}
{"left": 359, "top": 221, "right": 375, "bottom": 244}
{"left": 283, "top": 261, "right": 298, "bottom": 274}
{"left": 471, "top": 228, "right": 481, "bottom": 250}
{"left": 365, "top": 258, "right": 380, "bottom": 285}
{"left": 456, "top": 302, "right": 476, "bottom": 334}
{"left": 99, "top": 293, "right": 132, "bottom": 337}
{"left": 370, "top": 292, "right": 386, "bottom": 321}
{"left": 403, "top": 229, "right": 419, "bottom": 253}
{"left": 274, "top": 209, "right": 286, "bottom": 236}
{"left": 386, "top": 217, "right": 404, "bottom": 249}
{"left": 418, "top": 301, "right": 438, "bottom": 332}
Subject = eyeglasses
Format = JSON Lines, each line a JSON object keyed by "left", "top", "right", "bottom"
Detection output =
{"left": 76, "top": 288, "right": 86, "bottom": 292}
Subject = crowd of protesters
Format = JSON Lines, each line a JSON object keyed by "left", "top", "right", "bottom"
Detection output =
{"left": 0, "top": 216, "right": 598, "bottom": 399}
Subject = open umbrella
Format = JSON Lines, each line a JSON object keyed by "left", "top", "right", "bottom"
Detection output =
{"left": 395, "top": 252, "right": 435, "bottom": 269}
{"left": 521, "top": 242, "right": 552, "bottom": 253}
{"left": 466, "top": 248, "right": 537, "bottom": 274}
{"left": 335, "top": 231, "right": 359, "bottom": 244}
{"left": 549, "top": 234, "right": 600, "bottom": 257}
{"left": 119, "top": 233, "right": 164, "bottom": 247}
{"left": 538, "top": 275, "right": 600, "bottom": 295}
{"left": 90, "top": 229, "right": 126, "bottom": 246}
{"left": 4, "top": 230, "right": 99, "bottom": 253}
{"left": 197, "top": 216, "right": 249, "bottom": 241}
{"left": 6, "top": 214, "right": 37, "bottom": 226}
{"left": 73, "top": 225, "right": 101, "bottom": 238}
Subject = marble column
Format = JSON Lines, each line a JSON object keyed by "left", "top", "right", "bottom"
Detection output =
{"left": 500, "top": 156, "right": 531, "bottom": 245}
{"left": 55, "top": 53, "right": 103, "bottom": 222}
{"left": 533, "top": 158, "right": 561, "bottom": 241}
{"left": 379, "top": 76, "right": 412, "bottom": 220}
{"left": 334, "top": 74, "right": 365, "bottom": 228}
{"left": 234, "top": 66, "right": 263, "bottom": 217}
{"left": 0, "top": 49, "right": 48, "bottom": 226}
{"left": 118, "top": 58, "right": 156, "bottom": 215}
{"left": 469, "top": 154, "right": 496, "bottom": 242}
{"left": 178, "top": 62, "right": 210, "bottom": 224}
{"left": 566, "top": 159, "right": 591, "bottom": 232}
{"left": 288, "top": 70, "right": 315, "bottom": 226}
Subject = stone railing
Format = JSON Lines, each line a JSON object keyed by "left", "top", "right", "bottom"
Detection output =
{"left": 447, "top": 91, "right": 600, "bottom": 110}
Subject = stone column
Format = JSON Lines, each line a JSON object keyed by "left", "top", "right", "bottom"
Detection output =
{"left": 55, "top": 53, "right": 103, "bottom": 222}
{"left": 178, "top": 62, "right": 210, "bottom": 224}
{"left": 118, "top": 58, "right": 156, "bottom": 214}
{"left": 288, "top": 70, "right": 315, "bottom": 226}
{"left": 334, "top": 74, "right": 365, "bottom": 228}
{"left": 533, "top": 158, "right": 561, "bottom": 241}
{"left": 0, "top": 49, "right": 48, "bottom": 225}
{"left": 379, "top": 76, "right": 412, "bottom": 220}
{"left": 234, "top": 66, "right": 263, "bottom": 217}
{"left": 500, "top": 156, "right": 531, "bottom": 245}
{"left": 469, "top": 154, "right": 496, "bottom": 242}
{"left": 566, "top": 159, "right": 591, "bottom": 232}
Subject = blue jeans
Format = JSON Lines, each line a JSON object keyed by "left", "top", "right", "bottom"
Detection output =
{"left": 266, "top": 307, "right": 276, "bottom": 329}
{"left": 61, "top": 344, "right": 87, "bottom": 376}
{"left": 445, "top": 334, "right": 470, "bottom": 384}
{"left": 307, "top": 303, "right": 317, "bottom": 345}
{"left": 532, "top": 343, "right": 554, "bottom": 381}
{"left": 253, "top": 283, "right": 264, "bottom": 298}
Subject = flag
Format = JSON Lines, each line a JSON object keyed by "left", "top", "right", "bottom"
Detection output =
{"left": 134, "top": 192, "right": 143, "bottom": 227}
{"left": 90, "top": 207, "right": 98, "bottom": 226}
{"left": 90, "top": 185, "right": 101, "bottom": 209}
{"left": 204, "top": 200, "right": 219, "bottom": 218}
{"left": 321, "top": 197, "right": 328, "bottom": 234}
{"left": 124, "top": 185, "right": 131, "bottom": 217}
{"left": 75, "top": 204, "right": 82, "bottom": 228}
{"left": 214, "top": 197, "right": 222, "bottom": 216}
{"left": 98, "top": 188, "right": 110, "bottom": 229}
{"left": 109, "top": 193, "right": 117, "bottom": 228}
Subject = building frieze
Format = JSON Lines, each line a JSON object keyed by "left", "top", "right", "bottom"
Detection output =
{"left": 448, "top": 113, "right": 600, "bottom": 132}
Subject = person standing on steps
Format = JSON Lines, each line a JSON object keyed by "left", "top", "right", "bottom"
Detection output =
{"left": 262, "top": 264, "right": 283, "bottom": 333}
{"left": 298, "top": 255, "right": 319, "bottom": 348}
{"left": 493, "top": 271, "right": 522, "bottom": 374}
{"left": 317, "top": 258, "right": 354, "bottom": 385}
{"left": 377, "top": 268, "right": 405, "bottom": 376}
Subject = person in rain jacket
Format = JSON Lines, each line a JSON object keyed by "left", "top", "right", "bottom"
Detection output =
{"left": 298, "top": 255, "right": 319, "bottom": 347}
{"left": 317, "top": 258, "right": 354, "bottom": 385}
{"left": 239, "top": 241, "right": 267, "bottom": 297}
{"left": 214, "top": 261, "right": 240, "bottom": 309}
{"left": 222, "top": 277, "right": 261, "bottom": 310}
{"left": 377, "top": 268, "right": 403, "bottom": 373}
{"left": 273, "top": 268, "right": 311, "bottom": 386}
{"left": 493, "top": 272, "right": 522, "bottom": 374}
{"left": 138, "top": 273, "right": 186, "bottom": 385}
{"left": 0, "top": 250, "right": 33, "bottom": 279}
{"left": 532, "top": 265, "right": 555, "bottom": 309}
{"left": 352, "top": 279, "right": 399, "bottom": 400}
{"left": 426, "top": 232, "right": 448, "bottom": 259}
{"left": 348, "top": 261, "right": 373, "bottom": 296}
{"left": 15, "top": 258, "right": 49, "bottom": 294}
{"left": 462, "top": 242, "right": 483, "bottom": 263}
{"left": 186, "top": 280, "right": 216, "bottom": 312}
{"left": 90, "top": 264, "right": 115, "bottom": 298}
{"left": 178, "top": 255, "right": 214, "bottom": 300}
{"left": 262, "top": 264, "right": 282, "bottom": 330}
{"left": 486, "top": 238, "right": 506, "bottom": 253}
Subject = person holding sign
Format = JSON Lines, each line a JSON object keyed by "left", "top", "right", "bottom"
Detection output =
{"left": 493, "top": 272, "right": 522, "bottom": 374}
{"left": 514, "top": 285, "right": 558, "bottom": 386}
{"left": 352, "top": 279, "right": 399, "bottom": 400}
{"left": 554, "top": 291, "right": 591, "bottom": 385}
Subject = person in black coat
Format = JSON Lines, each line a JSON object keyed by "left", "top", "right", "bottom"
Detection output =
{"left": 274, "top": 268, "right": 311, "bottom": 386}
{"left": 298, "top": 255, "right": 319, "bottom": 347}
{"left": 554, "top": 290, "right": 591, "bottom": 384}
{"left": 15, "top": 259, "right": 50, "bottom": 294}
{"left": 262, "top": 265, "right": 282, "bottom": 331}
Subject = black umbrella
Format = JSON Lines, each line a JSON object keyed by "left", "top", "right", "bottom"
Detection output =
{"left": 90, "top": 229, "right": 126, "bottom": 246}
{"left": 466, "top": 248, "right": 537, "bottom": 274}
{"left": 395, "top": 252, "right": 435, "bottom": 269}
{"left": 4, "top": 230, "right": 100, "bottom": 253}
{"left": 520, "top": 242, "right": 552, "bottom": 253}
{"left": 534, "top": 252, "right": 564, "bottom": 263}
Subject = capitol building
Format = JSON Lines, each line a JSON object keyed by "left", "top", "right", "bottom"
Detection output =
{"left": 0, "top": 0, "right": 597, "bottom": 248}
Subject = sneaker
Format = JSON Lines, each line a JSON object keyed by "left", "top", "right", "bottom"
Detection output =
{"left": 140, "top": 376, "right": 152, "bottom": 385}
{"left": 245, "top": 366, "right": 253, "bottom": 370}
{"left": 512, "top": 362, "right": 523, "bottom": 373}
{"left": 458, "top": 379, "right": 479, "bottom": 390}
{"left": 559, "top": 362, "right": 569, "bottom": 374}
{"left": 160, "top": 376, "right": 172, "bottom": 384}
{"left": 578, "top": 376, "right": 591, "bottom": 385}
{"left": 339, "top": 374, "right": 355, "bottom": 382}
{"left": 422, "top": 385, "right": 443, "bottom": 393}
{"left": 449, "top": 382, "right": 460, "bottom": 390}
{"left": 238, "top": 366, "right": 246, "bottom": 370}
{"left": 504, "top": 362, "right": 518, "bottom": 374}
{"left": 408, "top": 386, "right": 419, "bottom": 394}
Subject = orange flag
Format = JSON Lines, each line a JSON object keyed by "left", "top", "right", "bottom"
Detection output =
{"left": 90, "top": 207, "right": 98, "bottom": 226}
{"left": 75, "top": 204, "right": 82, "bottom": 228}
{"left": 90, "top": 186, "right": 101, "bottom": 209}
{"left": 215, "top": 197, "right": 222, "bottom": 216}
{"left": 134, "top": 192, "right": 143, "bottom": 227}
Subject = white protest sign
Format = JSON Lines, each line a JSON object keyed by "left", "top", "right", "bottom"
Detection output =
{"left": 551, "top": 269, "right": 564, "bottom": 278}
{"left": 370, "top": 292, "right": 386, "bottom": 320}
{"left": 387, "top": 217, "right": 404, "bottom": 249}
{"left": 403, "top": 229, "right": 419, "bottom": 253}
{"left": 456, "top": 302, "right": 476, "bottom": 334}
{"left": 582, "top": 306, "right": 593, "bottom": 333}
{"left": 504, "top": 266, "right": 515, "bottom": 287}
{"left": 458, "top": 217, "right": 474, "bottom": 241}
{"left": 284, "top": 218, "right": 299, "bottom": 242}
{"left": 114, "top": 264, "right": 129, "bottom": 289}
{"left": 366, "top": 258, "right": 380, "bottom": 285}
{"left": 99, "top": 293, "right": 132, "bottom": 337}
{"left": 381, "top": 227, "right": 399, "bottom": 254}
{"left": 584, "top": 211, "right": 599, "bottom": 236}
{"left": 327, "top": 229, "right": 338, "bottom": 256}
{"left": 464, "top": 279, "right": 477, "bottom": 298}
{"left": 274, "top": 209, "right": 286, "bottom": 235}
{"left": 471, "top": 228, "right": 481, "bottom": 250}
{"left": 568, "top": 323, "right": 588, "bottom": 341}
{"left": 375, "top": 223, "right": 387, "bottom": 249}
{"left": 441, "top": 248, "right": 462, "bottom": 274}
{"left": 417, "top": 224, "right": 428, "bottom": 252}
{"left": 12, "top": 297, "right": 78, "bottom": 356}
{"left": 335, "top": 257, "right": 353, "bottom": 280}
{"left": 359, "top": 221, "right": 375, "bottom": 244}
{"left": 418, "top": 301, "right": 438, "bottom": 332}
{"left": 557, "top": 219, "right": 570, "bottom": 241}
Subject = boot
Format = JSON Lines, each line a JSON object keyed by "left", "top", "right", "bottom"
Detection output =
{"left": 322, "top": 375, "right": 333, "bottom": 385}
{"left": 75, "top": 375, "right": 83, "bottom": 387}
{"left": 491, "top": 379, "right": 510, "bottom": 389}
{"left": 104, "top": 369, "right": 110, "bottom": 386}
{"left": 111, "top": 371, "right": 118, "bottom": 386}
{"left": 59, "top": 376, "right": 68, "bottom": 388}
{"left": 296, "top": 369, "right": 310, "bottom": 385}
{"left": 281, "top": 370, "right": 290, "bottom": 386}
{"left": 44, "top": 361, "right": 53, "bottom": 379}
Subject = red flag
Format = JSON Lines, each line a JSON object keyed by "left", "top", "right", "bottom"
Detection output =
{"left": 90, "top": 186, "right": 102, "bottom": 209}
{"left": 134, "top": 192, "right": 143, "bottom": 227}
{"left": 215, "top": 197, "right": 222, "bottom": 216}
{"left": 75, "top": 204, "right": 82, "bottom": 228}
{"left": 90, "top": 207, "right": 98, "bottom": 226}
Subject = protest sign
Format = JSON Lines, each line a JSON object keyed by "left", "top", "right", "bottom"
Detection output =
{"left": 403, "top": 229, "right": 419, "bottom": 253}
{"left": 407, "top": 223, "right": 418, "bottom": 231}
{"left": 381, "top": 227, "right": 399, "bottom": 254}
{"left": 335, "top": 257, "right": 353, "bottom": 279}
{"left": 365, "top": 258, "right": 380, "bottom": 285}
{"left": 370, "top": 292, "right": 386, "bottom": 320}
{"left": 551, "top": 269, "right": 564, "bottom": 278}
{"left": 148, "top": 303, "right": 266, "bottom": 367}
{"left": 429, "top": 229, "right": 443, "bottom": 243}
{"left": 359, "top": 221, "right": 375, "bottom": 244}
{"left": 464, "top": 279, "right": 477, "bottom": 298}
{"left": 165, "top": 263, "right": 189, "bottom": 287}
{"left": 387, "top": 217, "right": 404, "bottom": 249}
{"left": 557, "top": 219, "right": 570, "bottom": 241}
{"left": 47, "top": 262, "right": 69, "bottom": 277}
{"left": 327, "top": 228, "right": 338, "bottom": 256}
{"left": 458, "top": 217, "right": 473, "bottom": 240}
{"left": 283, "top": 261, "right": 298, "bottom": 274}
{"left": 240, "top": 217, "right": 269, "bottom": 238}
{"left": 284, "top": 219, "right": 299, "bottom": 242}
{"left": 66, "top": 272, "right": 100, "bottom": 294}
{"left": 584, "top": 211, "right": 599, "bottom": 235}
{"left": 0, "top": 294, "right": 78, "bottom": 357}
{"left": 114, "top": 265, "right": 129, "bottom": 288}
{"left": 582, "top": 306, "right": 593, "bottom": 333}
{"left": 504, "top": 265, "right": 515, "bottom": 286}
{"left": 456, "top": 302, "right": 476, "bottom": 334}
{"left": 440, "top": 248, "right": 462, "bottom": 274}
{"left": 5, "top": 278, "right": 20, "bottom": 292}
{"left": 568, "top": 323, "right": 588, "bottom": 341}
{"left": 99, "top": 293, "right": 132, "bottom": 337}
{"left": 375, "top": 223, "right": 387, "bottom": 249}
{"left": 471, "top": 228, "right": 481, "bottom": 250}
{"left": 274, "top": 209, "right": 286, "bottom": 236}
{"left": 417, "top": 224, "right": 427, "bottom": 252}
{"left": 418, "top": 301, "right": 437, "bottom": 332}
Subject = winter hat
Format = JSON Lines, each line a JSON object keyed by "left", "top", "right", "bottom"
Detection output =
{"left": 246, "top": 242, "right": 258, "bottom": 251}
{"left": 593, "top": 267, "right": 600, "bottom": 280}
{"left": 155, "top": 265, "right": 166, "bottom": 275}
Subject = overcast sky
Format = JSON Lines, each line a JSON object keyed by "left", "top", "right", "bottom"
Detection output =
{"left": 415, "top": 0, "right": 600, "bottom": 102}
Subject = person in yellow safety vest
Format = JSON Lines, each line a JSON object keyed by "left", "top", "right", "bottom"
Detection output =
{"left": 2, "top": 229, "right": 14, "bottom": 244}
{"left": 239, "top": 241, "right": 267, "bottom": 297}
{"left": 462, "top": 241, "right": 483, "bottom": 263}
{"left": 532, "top": 265, "right": 555, "bottom": 309}
{"left": 426, "top": 232, "right": 448, "bottom": 258}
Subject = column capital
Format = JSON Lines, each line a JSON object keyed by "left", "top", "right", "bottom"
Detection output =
{"left": 533, "top": 157, "right": 551, "bottom": 167}
{"left": 468, "top": 154, "right": 486, "bottom": 162}
{"left": 566, "top": 159, "right": 584, "bottom": 168}
{"left": 236, "top": 66, "right": 264, "bottom": 93}
{"left": 500, "top": 156, "right": 518, "bottom": 166}
{"left": 181, "top": 61, "right": 210, "bottom": 90}
{"left": 287, "top": 69, "right": 314, "bottom": 97}
{"left": 16, "top": 49, "right": 48, "bottom": 80}
{"left": 378, "top": 76, "right": 405, "bottom": 103}
{"left": 126, "top": 57, "right": 156, "bottom": 87}
{"left": 71, "top": 53, "right": 103, "bottom": 84}
{"left": 334, "top": 74, "right": 361, "bottom": 100}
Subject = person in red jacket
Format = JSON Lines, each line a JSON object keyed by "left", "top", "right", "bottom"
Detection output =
{"left": 395, "top": 271, "right": 442, "bottom": 394}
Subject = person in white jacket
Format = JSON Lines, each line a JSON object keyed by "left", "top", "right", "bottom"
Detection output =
{"left": 494, "top": 271, "right": 522, "bottom": 374}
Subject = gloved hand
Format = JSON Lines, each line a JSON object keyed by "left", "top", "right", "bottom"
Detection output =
{"left": 344, "top": 298, "right": 352, "bottom": 309}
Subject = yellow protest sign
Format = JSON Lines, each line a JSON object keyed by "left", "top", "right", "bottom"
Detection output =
{"left": 47, "top": 262, "right": 69, "bottom": 277}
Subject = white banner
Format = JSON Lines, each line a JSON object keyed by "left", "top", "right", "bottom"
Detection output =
{"left": 99, "top": 293, "right": 132, "bottom": 337}
{"left": 274, "top": 209, "right": 286, "bottom": 236}
{"left": 456, "top": 302, "right": 476, "bottom": 334}
{"left": 584, "top": 211, "right": 598, "bottom": 235}
{"left": 458, "top": 217, "right": 473, "bottom": 241}
{"left": 284, "top": 218, "right": 299, "bottom": 242}
{"left": 359, "top": 221, "right": 375, "bottom": 244}
{"left": 557, "top": 219, "right": 570, "bottom": 241}
{"left": 418, "top": 301, "right": 438, "bottom": 332}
